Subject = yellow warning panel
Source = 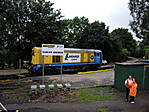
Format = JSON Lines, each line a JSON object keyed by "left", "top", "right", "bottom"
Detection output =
{"left": 78, "top": 69, "right": 113, "bottom": 75}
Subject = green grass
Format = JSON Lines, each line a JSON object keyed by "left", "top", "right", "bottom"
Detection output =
{"left": 97, "top": 107, "right": 110, "bottom": 112}
{"left": 63, "top": 87, "right": 113, "bottom": 103}
{"left": 1, "top": 89, "right": 14, "bottom": 93}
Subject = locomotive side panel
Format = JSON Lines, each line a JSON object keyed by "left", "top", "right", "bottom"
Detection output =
{"left": 81, "top": 53, "right": 89, "bottom": 63}
{"left": 44, "top": 55, "right": 52, "bottom": 64}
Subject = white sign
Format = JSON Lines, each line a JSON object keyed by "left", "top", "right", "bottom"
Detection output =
{"left": 42, "top": 44, "right": 64, "bottom": 56}
{"left": 63, "top": 53, "right": 80, "bottom": 63}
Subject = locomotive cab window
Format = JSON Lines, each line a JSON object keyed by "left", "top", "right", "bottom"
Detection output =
{"left": 53, "top": 56, "right": 60, "bottom": 63}
{"left": 95, "top": 52, "right": 100, "bottom": 56}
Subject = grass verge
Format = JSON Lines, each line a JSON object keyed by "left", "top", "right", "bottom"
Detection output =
{"left": 97, "top": 107, "right": 110, "bottom": 112}
{"left": 63, "top": 87, "right": 113, "bottom": 103}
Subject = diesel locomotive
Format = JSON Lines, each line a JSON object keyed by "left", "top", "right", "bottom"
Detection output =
{"left": 29, "top": 47, "right": 103, "bottom": 73}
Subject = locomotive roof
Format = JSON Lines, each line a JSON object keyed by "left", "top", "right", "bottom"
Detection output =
{"left": 34, "top": 47, "right": 101, "bottom": 53}
{"left": 64, "top": 48, "right": 101, "bottom": 53}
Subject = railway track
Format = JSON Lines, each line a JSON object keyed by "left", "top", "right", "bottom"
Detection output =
{"left": 0, "top": 73, "right": 30, "bottom": 80}
{"left": 0, "top": 65, "right": 114, "bottom": 80}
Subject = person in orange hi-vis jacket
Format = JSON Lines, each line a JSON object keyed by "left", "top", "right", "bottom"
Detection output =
{"left": 129, "top": 78, "right": 138, "bottom": 104}
{"left": 125, "top": 75, "right": 133, "bottom": 102}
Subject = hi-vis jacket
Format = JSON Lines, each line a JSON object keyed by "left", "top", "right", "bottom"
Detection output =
{"left": 129, "top": 82, "right": 138, "bottom": 97}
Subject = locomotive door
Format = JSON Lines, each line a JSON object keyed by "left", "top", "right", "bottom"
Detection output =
{"left": 94, "top": 51, "right": 100, "bottom": 64}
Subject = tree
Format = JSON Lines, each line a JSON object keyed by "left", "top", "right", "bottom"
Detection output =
{"left": 80, "top": 21, "right": 117, "bottom": 61}
{"left": 0, "top": 0, "right": 22, "bottom": 68}
{"left": 129, "top": 0, "right": 149, "bottom": 45}
{"left": 62, "top": 17, "right": 89, "bottom": 47}
{"left": 0, "top": 0, "right": 63, "bottom": 68}
{"left": 25, "top": 0, "right": 63, "bottom": 46}
{"left": 110, "top": 28, "right": 137, "bottom": 56}
{"left": 144, "top": 45, "right": 149, "bottom": 59}
{"left": 80, "top": 21, "right": 109, "bottom": 49}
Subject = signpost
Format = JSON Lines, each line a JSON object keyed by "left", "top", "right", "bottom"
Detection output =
{"left": 41, "top": 44, "right": 64, "bottom": 84}
{"left": 42, "top": 55, "right": 44, "bottom": 85}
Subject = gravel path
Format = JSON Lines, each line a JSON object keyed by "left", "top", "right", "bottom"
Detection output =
{"left": 26, "top": 70, "right": 114, "bottom": 88}
{"left": 0, "top": 68, "right": 114, "bottom": 88}
{"left": 50, "top": 70, "right": 114, "bottom": 87}
{"left": 0, "top": 69, "right": 28, "bottom": 75}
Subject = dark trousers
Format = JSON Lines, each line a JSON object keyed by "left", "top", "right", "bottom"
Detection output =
{"left": 130, "top": 96, "right": 135, "bottom": 102}
{"left": 126, "top": 87, "right": 130, "bottom": 100}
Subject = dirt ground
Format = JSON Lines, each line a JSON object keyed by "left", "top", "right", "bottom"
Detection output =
{"left": 0, "top": 69, "right": 149, "bottom": 112}
{"left": 3, "top": 90, "right": 149, "bottom": 112}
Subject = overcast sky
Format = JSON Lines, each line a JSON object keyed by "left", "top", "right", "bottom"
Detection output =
{"left": 50, "top": 0, "right": 139, "bottom": 40}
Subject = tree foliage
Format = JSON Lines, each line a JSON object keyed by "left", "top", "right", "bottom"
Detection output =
{"left": 80, "top": 21, "right": 109, "bottom": 49}
{"left": 0, "top": 0, "right": 63, "bottom": 68}
{"left": 129, "top": 0, "right": 149, "bottom": 45}
{"left": 61, "top": 17, "right": 89, "bottom": 47}
{"left": 0, "top": 0, "right": 138, "bottom": 68}
{"left": 110, "top": 28, "right": 137, "bottom": 54}
{"left": 109, "top": 28, "right": 137, "bottom": 61}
